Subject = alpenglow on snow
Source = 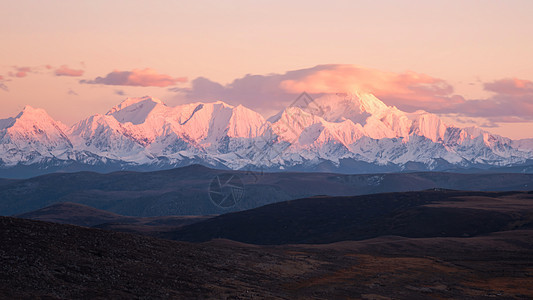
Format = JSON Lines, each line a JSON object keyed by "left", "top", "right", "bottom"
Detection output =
{"left": 1, "top": 92, "right": 532, "bottom": 177}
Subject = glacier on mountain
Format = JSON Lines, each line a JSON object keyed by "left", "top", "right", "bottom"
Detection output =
{"left": 0, "top": 92, "right": 532, "bottom": 177}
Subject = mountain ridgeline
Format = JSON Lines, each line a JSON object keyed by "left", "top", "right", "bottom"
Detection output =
{"left": 0, "top": 165, "right": 531, "bottom": 217}
{"left": 1, "top": 92, "right": 532, "bottom": 178}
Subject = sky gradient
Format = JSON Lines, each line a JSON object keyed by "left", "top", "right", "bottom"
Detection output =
{"left": 1, "top": 0, "right": 533, "bottom": 139}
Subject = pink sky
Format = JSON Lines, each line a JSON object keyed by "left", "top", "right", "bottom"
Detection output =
{"left": 1, "top": 0, "right": 532, "bottom": 139}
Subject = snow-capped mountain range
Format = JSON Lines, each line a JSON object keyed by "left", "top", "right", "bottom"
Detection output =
{"left": 1, "top": 92, "right": 532, "bottom": 177}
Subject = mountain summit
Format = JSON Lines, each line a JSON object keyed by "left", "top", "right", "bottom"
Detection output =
{"left": 0, "top": 106, "right": 72, "bottom": 168}
{"left": 106, "top": 96, "right": 166, "bottom": 125}
{"left": 0, "top": 93, "right": 532, "bottom": 177}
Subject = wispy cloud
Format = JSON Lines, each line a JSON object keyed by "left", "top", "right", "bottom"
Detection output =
{"left": 4, "top": 64, "right": 83, "bottom": 79}
{"left": 67, "top": 89, "right": 79, "bottom": 96}
{"left": 81, "top": 68, "right": 186, "bottom": 87}
{"left": 0, "top": 75, "right": 8, "bottom": 91}
{"left": 9, "top": 66, "right": 32, "bottom": 78}
{"left": 55, "top": 65, "right": 84, "bottom": 77}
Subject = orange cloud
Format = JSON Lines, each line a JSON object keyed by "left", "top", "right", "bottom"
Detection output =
{"left": 55, "top": 65, "right": 84, "bottom": 77}
{"left": 279, "top": 65, "right": 463, "bottom": 111}
{"left": 173, "top": 65, "right": 463, "bottom": 115}
{"left": 81, "top": 68, "right": 187, "bottom": 87}
{"left": 173, "top": 65, "right": 533, "bottom": 123}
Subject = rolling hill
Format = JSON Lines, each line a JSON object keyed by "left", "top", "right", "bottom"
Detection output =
{"left": 2, "top": 209, "right": 533, "bottom": 298}
{"left": 0, "top": 165, "right": 532, "bottom": 216}
{"left": 168, "top": 190, "right": 533, "bottom": 244}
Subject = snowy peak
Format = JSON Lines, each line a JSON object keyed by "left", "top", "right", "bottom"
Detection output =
{"left": 10, "top": 105, "right": 69, "bottom": 133}
{"left": 355, "top": 92, "right": 389, "bottom": 115}
{"left": 301, "top": 92, "right": 401, "bottom": 124}
{"left": 68, "top": 113, "right": 149, "bottom": 159}
{"left": 106, "top": 96, "right": 166, "bottom": 125}
{"left": 16, "top": 105, "right": 54, "bottom": 121}
{"left": 271, "top": 106, "right": 324, "bottom": 142}
{"left": 460, "top": 126, "right": 512, "bottom": 147}
{"left": 1, "top": 93, "right": 532, "bottom": 172}
{"left": 307, "top": 93, "right": 371, "bottom": 124}
{"left": 69, "top": 114, "right": 121, "bottom": 137}
{"left": 410, "top": 113, "right": 448, "bottom": 142}
{"left": 172, "top": 101, "right": 266, "bottom": 141}
{"left": 227, "top": 104, "right": 267, "bottom": 138}
{"left": 68, "top": 99, "right": 270, "bottom": 160}
{"left": 107, "top": 96, "right": 164, "bottom": 114}
{"left": 276, "top": 92, "right": 412, "bottom": 140}
{"left": 0, "top": 106, "right": 72, "bottom": 166}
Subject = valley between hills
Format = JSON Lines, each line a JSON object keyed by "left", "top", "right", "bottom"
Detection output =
{"left": 1, "top": 183, "right": 532, "bottom": 299}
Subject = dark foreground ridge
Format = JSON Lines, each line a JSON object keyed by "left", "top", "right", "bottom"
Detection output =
{"left": 1, "top": 216, "right": 533, "bottom": 299}
{"left": 168, "top": 190, "right": 533, "bottom": 244}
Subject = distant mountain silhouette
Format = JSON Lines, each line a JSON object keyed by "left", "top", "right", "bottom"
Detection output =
{"left": 1, "top": 165, "right": 532, "bottom": 216}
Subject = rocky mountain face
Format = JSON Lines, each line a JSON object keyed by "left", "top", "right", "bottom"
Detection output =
{"left": 1, "top": 93, "right": 532, "bottom": 177}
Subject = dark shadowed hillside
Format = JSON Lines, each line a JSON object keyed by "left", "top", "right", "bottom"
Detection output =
{"left": 0, "top": 165, "right": 531, "bottom": 216}
{"left": 1, "top": 215, "right": 533, "bottom": 299}
{"left": 168, "top": 190, "right": 533, "bottom": 244}
{"left": 17, "top": 202, "right": 212, "bottom": 235}
{"left": 16, "top": 202, "right": 134, "bottom": 226}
